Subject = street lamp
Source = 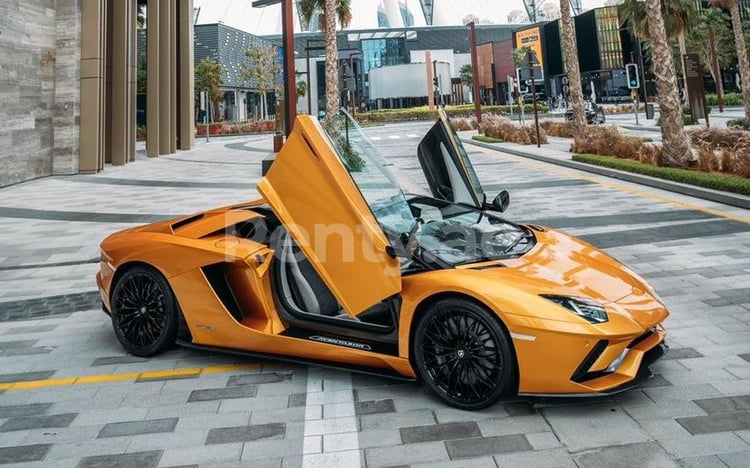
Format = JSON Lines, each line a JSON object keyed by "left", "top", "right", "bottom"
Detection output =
{"left": 252, "top": 0, "right": 296, "bottom": 136}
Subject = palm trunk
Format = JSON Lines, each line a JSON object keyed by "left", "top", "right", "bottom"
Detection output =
{"left": 560, "top": 0, "right": 586, "bottom": 138}
{"left": 323, "top": 0, "right": 340, "bottom": 124}
{"left": 708, "top": 26, "right": 724, "bottom": 113}
{"left": 729, "top": 2, "right": 750, "bottom": 117}
{"left": 645, "top": 0, "right": 691, "bottom": 168}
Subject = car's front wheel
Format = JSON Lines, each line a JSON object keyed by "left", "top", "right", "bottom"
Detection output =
{"left": 111, "top": 265, "right": 178, "bottom": 357}
{"left": 412, "top": 298, "right": 515, "bottom": 410}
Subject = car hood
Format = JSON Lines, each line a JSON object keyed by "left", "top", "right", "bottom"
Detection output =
{"left": 473, "top": 228, "right": 650, "bottom": 305}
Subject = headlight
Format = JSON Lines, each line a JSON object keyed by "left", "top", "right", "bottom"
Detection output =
{"left": 541, "top": 295, "right": 609, "bottom": 324}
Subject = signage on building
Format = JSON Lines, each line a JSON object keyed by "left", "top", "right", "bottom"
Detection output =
{"left": 514, "top": 27, "right": 544, "bottom": 69}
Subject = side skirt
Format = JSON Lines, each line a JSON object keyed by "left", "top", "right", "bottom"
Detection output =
{"left": 175, "top": 339, "right": 416, "bottom": 382}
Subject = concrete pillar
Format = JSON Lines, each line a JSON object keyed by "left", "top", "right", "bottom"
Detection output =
{"left": 146, "top": 0, "right": 160, "bottom": 157}
{"left": 129, "top": 0, "right": 137, "bottom": 162}
{"left": 100, "top": 0, "right": 109, "bottom": 166}
{"left": 178, "top": 0, "right": 195, "bottom": 150}
{"left": 158, "top": 0, "right": 172, "bottom": 155}
{"left": 169, "top": 0, "right": 178, "bottom": 153}
{"left": 79, "top": 0, "right": 104, "bottom": 173}
{"left": 110, "top": 0, "right": 128, "bottom": 166}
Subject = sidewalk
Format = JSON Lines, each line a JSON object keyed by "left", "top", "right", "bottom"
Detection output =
{"left": 458, "top": 109, "right": 750, "bottom": 211}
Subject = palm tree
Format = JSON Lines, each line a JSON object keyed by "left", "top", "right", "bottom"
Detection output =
{"left": 644, "top": 0, "right": 692, "bottom": 167}
{"left": 559, "top": 0, "right": 586, "bottom": 138}
{"left": 298, "top": 0, "right": 352, "bottom": 123}
{"left": 619, "top": 0, "right": 698, "bottom": 104}
{"left": 710, "top": 0, "right": 750, "bottom": 117}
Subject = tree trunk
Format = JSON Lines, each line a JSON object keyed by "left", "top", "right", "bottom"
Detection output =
{"left": 645, "top": 0, "right": 691, "bottom": 168}
{"left": 708, "top": 26, "right": 724, "bottom": 113}
{"left": 559, "top": 0, "right": 586, "bottom": 139}
{"left": 323, "top": 0, "right": 340, "bottom": 124}
{"left": 678, "top": 34, "right": 689, "bottom": 106}
{"left": 729, "top": 2, "right": 750, "bottom": 117}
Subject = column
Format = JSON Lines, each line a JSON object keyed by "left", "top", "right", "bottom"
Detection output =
{"left": 146, "top": 0, "right": 160, "bottom": 157}
{"left": 79, "top": 0, "right": 104, "bottom": 173}
{"left": 178, "top": 0, "right": 194, "bottom": 150}
{"left": 169, "top": 0, "right": 177, "bottom": 153}
{"left": 158, "top": 0, "right": 171, "bottom": 154}
{"left": 110, "top": 0, "right": 128, "bottom": 165}
{"left": 129, "top": 0, "right": 137, "bottom": 162}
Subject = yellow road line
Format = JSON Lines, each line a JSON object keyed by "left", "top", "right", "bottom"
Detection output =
{"left": 0, "top": 363, "right": 260, "bottom": 391}
{"left": 482, "top": 149, "right": 750, "bottom": 225}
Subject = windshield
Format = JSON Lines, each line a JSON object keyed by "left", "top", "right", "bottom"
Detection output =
{"left": 407, "top": 197, "right": 532, "bottom": 266}
{"left": 324, "top": 110, "right": 414, "bottom": 234}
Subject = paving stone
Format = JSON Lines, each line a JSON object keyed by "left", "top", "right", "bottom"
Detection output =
{"left": 740, "top": 354, "right": 750, "bottom": 364}
{"left": 76, "top": 449, "right": 162, "bottom": 468}
{"left": 445, "top": 434, "right": 532, "bottom": 459}
{"left": 694, "top": 395, "right": 750, "bottom": 414}
{"left": 365, "top": 441, "right": 449, "bottom": 468}
{"left": 640, "top": 374, "right": 674, "bottom": 388}
{"left": 0, "top": 402, "right": 51, "bottom": 418}
{"left": 718, "top": 450, "right": 750, "bottom": 468}
{"left": 494, "top": 448, "right": 577, "bottom": 468}
{"left": 663, "top": 347, "right": 704, "bottom": 360}
{"left": 97, "top": 417, "right": 178, "bottom": 438}
{"left": 400, "top": 422, "right": 481, "bottom": 444}
{"left": 574, "top": 441, "right": 677, "bottom": 467}
{"left": 357, "top": 428, "right": 403, "bottom": 449}
{"left": 355, "top": 399, "right": 395, "bottom": 416}
{"left": 158, "top": 443, "right": 244, "bottom": 466}
{"left": 91, "top": 356, "right": 147, "bottom": 366}
{"left": 677, "top": 455, "right": 729, "bottom": 468}
{"left": 288, "top": 393, "right": 306, "bottom": 407}
{"left": 676, "top": 412, "right": 750, "bottom": 435}
{"left": 227, "top": 373, "right": 291, "bottom": 386}
{"left": 0, "top": 443, "right": 51, "bottom": 464}
{"left": 658, "top": 433, "right": 749, "bottom": 459}
{"left": 206, "top": 422, "right": 286, "bottom": 445}
{"left": 0, "top": 370, "right": 54, "bottom": 383}
{"left": 359, "top": 409, "right": 436, "bottom": 431}
{"left": 187, "top": 385, "right": 258, "bottom": 402}
{"left": 543, "top": 404, "right": 650, "bottom": 452}
{"left": 0, "top": 412, "right": 77, "bottom": 432}
{"left": 411, "top": 458, "right": 497, "bottom": 468}
{"left": 503, "top": 401, "right": 536, "bottom": 416}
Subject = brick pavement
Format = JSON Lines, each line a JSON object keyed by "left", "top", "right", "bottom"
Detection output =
{"left": 0, "top": 122, "right": 748, "bottom": 466}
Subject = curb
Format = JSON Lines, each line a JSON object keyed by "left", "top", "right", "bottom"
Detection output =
{"left": 463, "top": 138, "right": 750, "bottom": 211}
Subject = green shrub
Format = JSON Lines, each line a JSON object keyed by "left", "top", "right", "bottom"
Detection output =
{"left": 472, "top": 135, "right": 503, "bottom": 143}
{"left": 728, "top": 118, "right": 750, "bottom": 130}
{"left": 355, "top": 104, "right": 548, "bottom": 124}
{"left": 706, "top": 93, "right": 744, "bottom": 107}
{"left": 573, "top": 154, "right": 750, "bottom": 195}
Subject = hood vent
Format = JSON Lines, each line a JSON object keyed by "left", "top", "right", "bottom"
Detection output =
{"left": 171, "top": 214, "right": 204, "bottom": 231}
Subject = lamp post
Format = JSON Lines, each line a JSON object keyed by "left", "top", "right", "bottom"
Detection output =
{"left": 469, "top": 21, "right": 482, "bottom": 124}
{"left": 252, "top": 0, "right": 296, "bottom": 136}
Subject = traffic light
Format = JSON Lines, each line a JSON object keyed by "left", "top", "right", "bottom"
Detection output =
{"left": 626, "top": 63, "right": 639, "bottom": 89}
{"left": 433, "top": 76, "right": 439, "bottom": 88}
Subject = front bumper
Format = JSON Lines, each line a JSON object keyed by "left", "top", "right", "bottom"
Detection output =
{"left": 517, "top": 323, "right": 669, "bottom": 396}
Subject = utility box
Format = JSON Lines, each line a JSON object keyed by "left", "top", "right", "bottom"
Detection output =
{"left": 645, "top": 103, "right": 655, "bottom": 120}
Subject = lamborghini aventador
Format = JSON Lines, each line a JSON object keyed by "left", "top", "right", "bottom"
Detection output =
{"left": 96, "top": 109, "right": 668, "bottom": 409}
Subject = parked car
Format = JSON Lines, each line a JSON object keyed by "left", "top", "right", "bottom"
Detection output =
{"left": 97, "top": 109, "right": 668, "bottom": 410}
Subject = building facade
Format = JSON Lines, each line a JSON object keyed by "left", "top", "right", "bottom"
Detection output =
{"left": 0, "top": 0, "right": 194, "bottom": 188}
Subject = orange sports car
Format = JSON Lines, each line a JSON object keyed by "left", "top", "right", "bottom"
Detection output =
{"left": 96, "top": 110, "right": 668, "bottom": 409}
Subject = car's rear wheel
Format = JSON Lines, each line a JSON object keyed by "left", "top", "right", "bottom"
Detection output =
{"left": 111, "top": 265, "right": 178, "bottom": 357}
{"left": 412, "top": 298, "right": 515, "bottom": 410}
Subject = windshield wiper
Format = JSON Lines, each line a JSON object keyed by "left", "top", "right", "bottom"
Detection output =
{"left": 502, "top": 229, "right": 535, "bottom": 255}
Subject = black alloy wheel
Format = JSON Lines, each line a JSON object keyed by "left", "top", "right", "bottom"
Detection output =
{"left": 111, "top": 265, "right": 178, "bottom": 357}
{"left": 413, "top": 298, "right": 515, "bottom": 410}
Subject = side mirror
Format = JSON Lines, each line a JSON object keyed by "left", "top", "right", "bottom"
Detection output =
{"left": 486, "top": 190, "right": 510, "bottom": 213}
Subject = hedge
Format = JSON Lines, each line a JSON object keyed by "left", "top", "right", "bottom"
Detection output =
{"left": 572, "top": 154, "right": 750, "bottom": 196}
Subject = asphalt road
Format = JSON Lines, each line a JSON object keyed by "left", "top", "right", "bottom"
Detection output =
{"left": 0, "top": 121, "right": 748, "bottom": 467}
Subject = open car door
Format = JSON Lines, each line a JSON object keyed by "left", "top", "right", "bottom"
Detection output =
{"left": 257, "top": 114, "right": 403, "bottom": 317}
{"left": 417, "top": 109, "right": 485, "bottom": 209}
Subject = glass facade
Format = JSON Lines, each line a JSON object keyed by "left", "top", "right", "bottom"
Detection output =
{"left": 361, "top": 38, "right": 406, "bottom": 73}
{"left": 595, "top": 7, "right": 623, "bottom": 71}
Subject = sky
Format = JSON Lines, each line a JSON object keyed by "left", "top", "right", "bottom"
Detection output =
{"left": 194, "top": 0, "right": 615, "bottom": 31}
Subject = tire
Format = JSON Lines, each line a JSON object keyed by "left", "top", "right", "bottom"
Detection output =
{"left": 412, "top": 298, "right": 515, "bottom": 410}
{"left": 597, "top": 110, "right": 606, "bottom": 124}
{"left": 110, "top": 265, "right": 178, "bottom": 357}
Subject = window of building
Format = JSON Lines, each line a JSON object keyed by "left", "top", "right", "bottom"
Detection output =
{"left": 361, "top": 38, "right": 406, "bottom": 73}
{"left": 595, "top": 6, "right": 623, "bottom": 71}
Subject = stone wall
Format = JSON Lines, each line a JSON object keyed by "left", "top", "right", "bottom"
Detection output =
{"left": 0, "top": 0, "right": 80, "bottom": 187}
